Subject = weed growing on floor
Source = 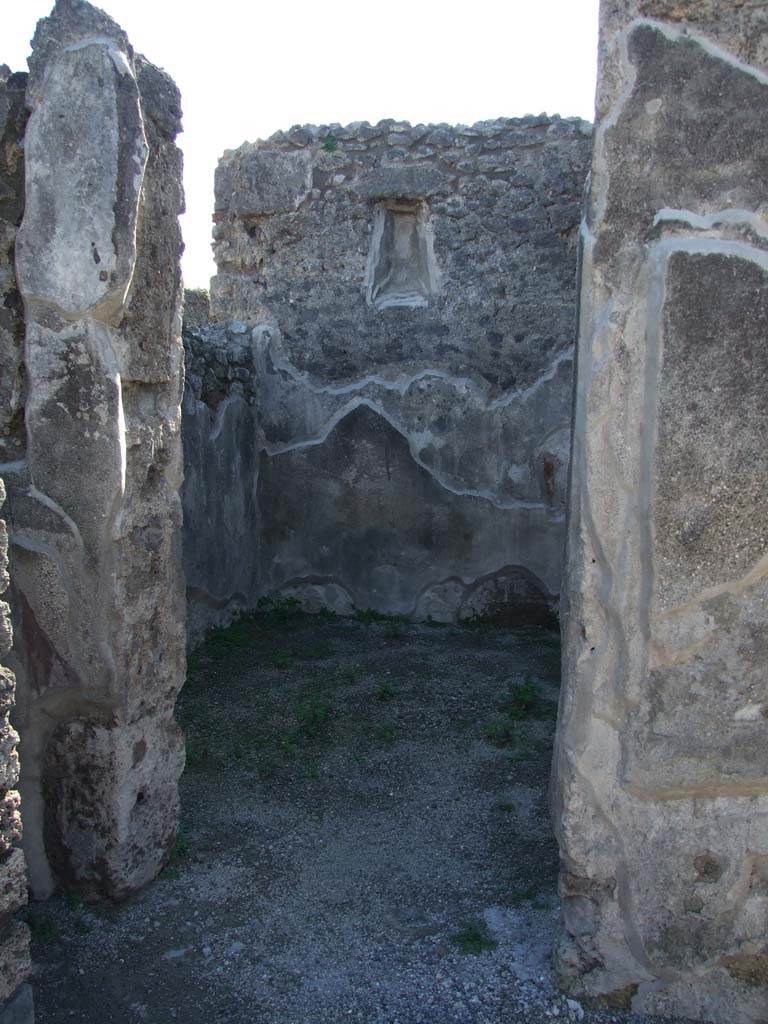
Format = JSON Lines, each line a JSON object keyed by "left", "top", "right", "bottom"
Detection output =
{"left": 63, "top": 891, "right": 83, "bottom": 912}
{"left": 407, "top": 661, "right": 433, "bottom": 685}
{"left": 185, "top": 734, "right": 224, "bottom": 773}
{"left": 353, "top": 608, "right": 408, "bottom": 625}
{"left": 370, "top": 721, "right": 397, "bottom": 744}
{"left": 450, "top": 920, "right": 498, "bottom": 955}
{"left": 161, "top": 830, "right": 192, "bottom": 880}
{"left": 500, "top": 676, "right": 558, "bottom": 722}
{"left": 293, "top": 696, "right": 334, "bottom": 742}
{"left": 316, "top": 607, "right": 339, "bottom": 622}
{"left": 485, "top": 717, "right": 522, "bottom": 749}
{"left": 332, "top": 661, "right": 362, "bottom": 686}
{"left": 484, "top": 717, "right": 550, "bottom": 759}
{"left": 374, "top": 683, "right": 397, "bottom": 703}
{"left": 458, "top": 614, "right": 497, "bottom": 632}
{"left": 511, "top": 882, "right": 550, "bottom": 909}
{"left": 26, "top": 913, "right": 60, "bottom": 945}
{"left": 256, "top": 756, "right": 279, "bottom": 780}
{"left": 255, "top": 594, "right": 302, "bottom": 624}
{"left": 535, "top": 628, "right": 561, "bottom": 651}
{"left": 300, "top": 638, "right": 334, "bottom": 660}
{"left": 484, "top": 675, "right": 559, "bottom": 751}
{"left": 62, "top": 892, "right": 91, "bottom": 933}
{"left": 269, "top": 650, "right": 296, "bottom": 670}
{"left": 203, "top": 618, "right": 258, "bottom": 654}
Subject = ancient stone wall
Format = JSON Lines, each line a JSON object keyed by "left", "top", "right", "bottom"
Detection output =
{"left": 0, "top": 66, "right": 27, "bottom": 468}
{"left": 0, "top": 64, "right": 32, "bottom": 1024}
{"left": 184, "top": 117, "right": 592, "bottom": 637}
{"left": 0, "top": 491, "right": 30, "bottom": 1020}
{"left": 2, "top": 0, "right": 186, "bottom": 902}
{"left": 553, "top": 2, "right": 768, "bottom": 1021}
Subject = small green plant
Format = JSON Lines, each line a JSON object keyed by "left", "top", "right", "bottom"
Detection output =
{"left": 161, "top": 831, "right": 192, "bottom": 879}
{"left": 370, "top": 721, "right": 396, "bottom": 744}
{"left": 409, "top": 668, "right": 432, "bottom": 686}
{"left": 333, "top": 661, "right": 361, "bottom": 686}
{"left": 322, "top": 133, "right": 338, "bottom": 153}
{"left": 301, "top": 639, "right": 334, "bottom": 660}
{"left": 256, "top": 755, "right": 279, "bottom": 780}
{"left": 353, "top": 607, "right": 407, "bottom": 625}
{"left": 500, "top": 676, "right": 558, "bottom": 722}
{"left": 257, "top": 593, "right": 303, "bottom": 614}
{"left": 536, "top": 628, "right": 561, "bottom": 651}
{"left": 484, "top": 718, "right": 543, "bottom": 758}
{"left": 458, "top": 613, "right": 496, "bottom": 632}
{"left": 232, "top": 739, "right": 256, "bottom": 767}
{"left": 204, "top": 619, "right": 257, "bottom": 653}
{"left": 26, "top": 913, "right": 60, "bottom": 945}
{"left": 63, "top": 891, "right": 83, "bottom": 912}
{"left": 374, "top": 683, "right": 397, "bottom": 703}
{"left": 450, "top": 920, "right": 497, "bottom": 955}
{"left": 382, "top": 621, "right": 404, "bottom": 639}
{"left": 485, "top": 717, "right": 521, "bottom": 748}
{"left": 294, "top": 696, "right": 334, "bottom": 742}
{"left": 184, "top": 734, "right": 222, "bottom": 773}
{"left": 512, "top": 882, "right": 549, "bottom": 909}
{"left": 171, "top": 832, "right": 192, "bottom": 863}
{"left": 269, "top": 650, "right": 295, "bottom": 670}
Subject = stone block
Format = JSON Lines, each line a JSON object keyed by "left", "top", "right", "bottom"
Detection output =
{"left": 42, "top": 712, "right": 183, "bottom": 900}
{"left": 356, "top": 162, "right": 448, "bottom": 200}
{"left": 215, "top": 148, "right": 312, "bottom": 216}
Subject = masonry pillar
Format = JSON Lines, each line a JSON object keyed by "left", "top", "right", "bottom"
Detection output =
{"left": 5, "top": 0, "right": 186, "bottom": 901}
{"left": 553, "top": 2, "right": 768, "bottom": 1021}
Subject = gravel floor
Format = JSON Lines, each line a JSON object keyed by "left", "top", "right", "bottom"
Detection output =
{"left": 27, "top": 610, "right": 691, "bottom": 1024}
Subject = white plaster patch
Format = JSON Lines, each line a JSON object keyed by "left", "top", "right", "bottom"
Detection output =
{"left": 734, "top": 704, "right": 765, "bottom": 723}
{"left": 654, "top": 207, "right": 768, "bottom": 241}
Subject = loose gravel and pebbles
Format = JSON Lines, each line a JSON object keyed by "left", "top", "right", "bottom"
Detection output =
{"left": 27, "top": 611, "right": 692, "bottom": 1024}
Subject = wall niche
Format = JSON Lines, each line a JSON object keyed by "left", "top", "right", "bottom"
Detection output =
{"left": 365, "top": 199, "right": 438, "bottom": 310}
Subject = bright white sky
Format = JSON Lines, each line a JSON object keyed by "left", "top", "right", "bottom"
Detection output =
{"left": 7, "top": 1, "right": 599, "bottom": 288}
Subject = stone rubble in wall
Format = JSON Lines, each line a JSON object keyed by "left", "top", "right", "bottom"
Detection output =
{"left": 211, "top": 116, "right": 592, "bottom": 395}
{"left": 0, "top": 481, "right": 31, "bottom": 1024}
{"left": 183, "top": 320, "right": 258, "bottom": 409}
